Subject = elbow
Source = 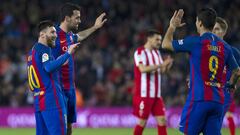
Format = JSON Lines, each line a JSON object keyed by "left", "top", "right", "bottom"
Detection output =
{"left": 44, "top": 66, "right": 52, "bottom": 73}
{"left": 162, "top": 41, "right": 170, "bottom": 50}
{"left": 162, "top": 41, "right": 167, "bottom": 49}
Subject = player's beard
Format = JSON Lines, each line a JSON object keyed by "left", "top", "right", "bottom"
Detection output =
{"left": 154, "top": 43, "right": 160, "bottom": 49}
{"left": 46, "top": 36, "right": 56, "bottom": 48}
{"left": 69, "top": 23, "right": 79, "bottom": 31}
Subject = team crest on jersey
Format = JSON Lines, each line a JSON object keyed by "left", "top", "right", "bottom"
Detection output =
{"left": 62, "top": 46, "right": 68, "bottom": 52}
{"left": 137, "top": 54, "right": 142, "bottom": 61}
{"left": 178, "top": 39, "right": 184, "bottom": 45}
{"left": 42, "top": 53, "right": 49, "bottom": 62}
{"left": 139, "top": 101, "right": 144, "bottom": 116}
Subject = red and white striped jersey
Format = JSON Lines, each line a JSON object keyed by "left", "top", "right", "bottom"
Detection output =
{"left": 134, "top": 46, "right": 163, "bottom": 98}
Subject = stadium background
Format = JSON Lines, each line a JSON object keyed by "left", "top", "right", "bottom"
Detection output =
{"left": 0, "top": 0, "right": 240, "bottom": 134}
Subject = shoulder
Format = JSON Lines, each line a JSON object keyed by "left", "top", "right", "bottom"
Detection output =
{"left": 183, "top": 35, "right": 200, "bottom": 43}
{"left": 231, "top": 46, "right": 240, "bottom": 53}
{"left": 231, "top": 46, "right": 240, "bottom": 57}
{"left": 135, "top": 46, "right": 145, "bottom": 54}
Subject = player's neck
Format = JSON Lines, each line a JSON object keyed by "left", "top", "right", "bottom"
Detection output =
{"left": 199, "top": 28, "right": 211, "bottom": 36}
{"left": 60, "top": 22, "right": 69, "bottom": 33}
{"left": 38, "top": 38, "right": 48, "bottom": 47}
{"left": 144, "top": 42, "right": 153, "bottom": 50}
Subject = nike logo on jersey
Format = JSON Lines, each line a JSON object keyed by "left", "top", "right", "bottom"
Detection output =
{"left": 60, "top": 40, "right": 66, "bottom": 44}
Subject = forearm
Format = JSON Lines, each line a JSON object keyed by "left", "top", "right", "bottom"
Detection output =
{"left": 77, "top": 26, "right": 97, "bottom": 41}
{"left": 160, "top": 66, "right": 167, "bottom": 73}
{"left": 162, "top": 26, "right": 175, "bottom": 51}
{"left": 229, "top": 68, "right": 240, "bottom": 86}
{"left": 44, "top": 52, "right": 70, "bottom": 73}
{"left": 139, "top": 65, "right": 160, "bottom": 73}
{"left": 161, "top": 62, "right": 172, "bottom": 73}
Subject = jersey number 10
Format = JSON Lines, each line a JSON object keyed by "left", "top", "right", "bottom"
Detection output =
{"left": 27, "top": 65, "right": 40, "bottom": 91}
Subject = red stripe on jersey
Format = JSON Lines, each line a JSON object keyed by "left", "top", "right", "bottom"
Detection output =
{"left": 50, "top": 74, "right": 65, "bottom": 135}
{"left": 32, "top": 50, "right": 46, "bottom": 110}
{"left": 59, "top": 30, "right": 70, "bottom": 90}
{"left": 156, "top": 50, "right": 163, "bottom": 97}
{"left": 134, "top": 47, "right": 144, "bottom": 97}
{"left": 190, "top": 57, "right": 195, "bottom": 100}
{"left": 216, "top": 41, "right": 225, "bottom": 104}
{"left": 143, "top": 50, "right": 150, "bottom": 98}
{"left": 201, "top": 40, "right": 213, "bottom": 101}
{"left": 151, "top": 50, "right": 158, "bottom": 97}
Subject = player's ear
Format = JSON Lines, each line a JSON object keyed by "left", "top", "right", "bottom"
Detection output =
{"left": 39, "top": 31, "right": 45, "bottom": 38}
{"left": 66, "top": 16, "right": 71, "bottom": 22}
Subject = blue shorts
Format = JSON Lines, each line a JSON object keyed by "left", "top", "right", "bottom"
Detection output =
{"left": 35, "top": 108, "right": 67, "bottom": 135}
{"left": 179, "top": 101, "right": 223, "bottom": 135}
{"left": 64, "top": 89, "right": 77, "bottom": 123}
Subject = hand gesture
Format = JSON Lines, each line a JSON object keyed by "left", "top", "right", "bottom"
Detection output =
{"left": 94, "top": 13, "right": 107, "bottom": 29}
{"left": 170, "top": 9, "right": 185, "bottom": 29}
{"left": 164, "top": 56, "right": 174, "bottom": 66}
{"left": 165, "top": 55, "right": 173, "bottom": 69}
{"left": 68, "top": 42, "right": 80, "bottom": 54}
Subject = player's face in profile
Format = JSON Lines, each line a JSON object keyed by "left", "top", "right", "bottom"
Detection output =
{"left": 45, "top": 27, "right": 57, "bottom": 48}
{"left": 68, "top": 10, "right": 81, "bottom": 31}
{"left": 213, "top": 23, "right": 224, "bottom": 38}
{"left": 151, "top": 34, "right": 162, "bottom": 49}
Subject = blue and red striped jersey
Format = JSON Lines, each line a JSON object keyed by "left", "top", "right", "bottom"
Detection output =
{"left": 51, "top": 26, "right": 78, "bottom": 91}
{"left": 222, "top": 47, "right": 240, "bottom": 101}
{"left": 223, "top": 47, "right": 240, "bottom": 83}
{"left": 27, "top": 43, "right": 70, "bottom": 112}
{"left": 172, "top": 32, "right": 239, "bottom": 104}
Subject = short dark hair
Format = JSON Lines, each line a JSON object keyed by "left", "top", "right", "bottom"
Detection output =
{"left": 146, "top": 30, "right": 161, "bottom": 38}
{"left": 59, "top": 3, "right": 81, "bottom": 22}
{"left": 197, "top": 7, "right": 217, "bottom": 31}
{"left": 216, "top": 17, "right": 228, "bottom": 32}
{"left": 37, "top": 20, "right": 54, "bottom": 33}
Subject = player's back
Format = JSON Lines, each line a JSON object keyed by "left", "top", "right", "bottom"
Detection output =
{"left": 27, "top": 43, "right": 65, "bottom": 112}
{"left": 188, "top": 32, "right": 233, "bottom": 104}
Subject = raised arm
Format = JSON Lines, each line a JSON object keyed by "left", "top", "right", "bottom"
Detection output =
{"left": 162, "top": 9, "right": 185, "bottom": 51}
{"left": 77, "top": 13, "right": 107, "bottom": 42}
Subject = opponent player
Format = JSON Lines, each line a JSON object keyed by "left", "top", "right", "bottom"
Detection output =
{"left": 162, "top": 8, "right": 240, "bottom": 134}
{"left": 133, "top": 30, "right": 173, "bottom": 135}
{"left": 27, "top": 20, "right": 78, "bottom": 135}
{"left": 213, "top": 17, "right": 240, "bottom": 135}
{"left": 52, "top": 3, "right": 107, "bottom": 134}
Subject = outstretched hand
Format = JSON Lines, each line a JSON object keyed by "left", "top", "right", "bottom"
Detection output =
{"left": 94, "top": 13, "right": 107, "bottom": 29}
{"left": 170, "top": 9, "right": 186, "bottom": 29}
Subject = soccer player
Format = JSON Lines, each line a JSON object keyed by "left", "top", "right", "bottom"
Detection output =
{"left": 213, "top": 17, "right": 240, "bottom": 135}
{"left": 27, "top": 20, "right": 79, "bottom": 135}
{"left": 162, "top": 8, "right": 240, "bottom": 134}
{"left": 133, "top": 30, "right": 173, "bottom": 135}
{"left": 52, "top": 3, "right": 107, "bottom": 135}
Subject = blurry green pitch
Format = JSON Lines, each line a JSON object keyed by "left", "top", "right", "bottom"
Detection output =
{"left": 0, "top": 128, "right": 239, "bottom": 135}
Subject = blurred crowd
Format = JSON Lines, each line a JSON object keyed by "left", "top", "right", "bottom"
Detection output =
{"left": 0, "top": 0, "right": 240, "bottom": 108}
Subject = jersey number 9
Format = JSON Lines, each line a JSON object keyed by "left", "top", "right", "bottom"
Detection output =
{"left": 209, "top": 56, "right": 219, "bottom": 81}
